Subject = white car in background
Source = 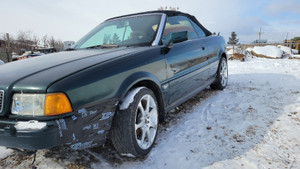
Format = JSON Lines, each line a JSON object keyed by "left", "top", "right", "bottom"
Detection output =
{"left": 0, "top": 60, "right": 4, "bottom": 65}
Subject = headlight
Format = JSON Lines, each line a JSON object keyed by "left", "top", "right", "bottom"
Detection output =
{"left": 12, "top": 93, "right": 72, "bottom": 116}
{"left": 12, "top": 94, "right": 45, "bottom": 116}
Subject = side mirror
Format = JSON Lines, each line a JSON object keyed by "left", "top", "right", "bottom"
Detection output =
{"left": 167, "top": 31, "right": 188, "bottom": 48}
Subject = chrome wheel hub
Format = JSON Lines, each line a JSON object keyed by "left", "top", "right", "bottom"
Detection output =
{"left": 220, "top": 59, "right": 228, "bottom": 87}
{"left": 135, "top": 94, "right": 158, "bottom": 150}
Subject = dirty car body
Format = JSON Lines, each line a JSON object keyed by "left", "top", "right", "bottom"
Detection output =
{"left": 0, "top": 11, "right": 227, "bottom": 155}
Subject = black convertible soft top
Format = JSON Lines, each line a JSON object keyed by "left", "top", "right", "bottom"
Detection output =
{"left": 107, "top": 10, "right": 212, "bottom": 37}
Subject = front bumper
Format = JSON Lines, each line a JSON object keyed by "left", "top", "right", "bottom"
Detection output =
{"left": 0, "top": 99, "right": 117, "bottom": 150}
{"left": 0, "top": 120, "right": 59, "bottom": 150}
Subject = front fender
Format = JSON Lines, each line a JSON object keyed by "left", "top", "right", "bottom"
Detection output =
{"left": 218, "top": 36, "right": 227, "bottom": 59}
{"left": 117, "top": 71, "right": 163, "bottom": 100}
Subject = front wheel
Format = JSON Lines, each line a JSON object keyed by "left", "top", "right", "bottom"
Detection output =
{"left": 111, "top": 87, "right": 159, "bottom": 157}
{"left": 210, "top": 57, "right": 228, "bottom": 90}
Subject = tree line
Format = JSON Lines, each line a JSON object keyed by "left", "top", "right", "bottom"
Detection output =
{"left": 0, "top": 30, "right": 64, "bottom": 55}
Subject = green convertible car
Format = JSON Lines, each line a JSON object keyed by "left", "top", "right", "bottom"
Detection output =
{"left": 0, "top": 10, "right": 228, "bottom": 157}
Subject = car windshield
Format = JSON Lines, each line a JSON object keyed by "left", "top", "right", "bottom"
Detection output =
{"left": 73, "top": 14, "right": 162, "bottom": 49}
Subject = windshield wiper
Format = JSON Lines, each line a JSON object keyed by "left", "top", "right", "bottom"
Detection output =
{"left": 85, "top": 44, "right": 119, "bottom": 49}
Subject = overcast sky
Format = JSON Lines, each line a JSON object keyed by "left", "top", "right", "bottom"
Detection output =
{"left": 1, "top": 0, "right": 300, "bottom": 44}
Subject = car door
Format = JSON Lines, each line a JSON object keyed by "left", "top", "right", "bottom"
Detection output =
{"left": 203, "top": 36, "right": 222, "bottom": 79}
{"left": 189, "top": 20, "right": 220, "bottom": 80}
{"left": 163, "top": 15, "right": 210, "bottom": 105}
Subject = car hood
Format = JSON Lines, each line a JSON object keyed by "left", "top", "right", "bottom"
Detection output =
{"left": 0, "top": 47, "right": 149, "bottom": 92}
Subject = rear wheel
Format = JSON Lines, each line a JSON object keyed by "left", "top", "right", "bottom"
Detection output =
{"left": 111, "top": 87, "right": 159, "bottom": 157}
{"left": 210, "top": 57, "right": 228, "bottom": 90}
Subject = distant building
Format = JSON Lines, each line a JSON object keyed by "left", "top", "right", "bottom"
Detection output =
{"left": 284, "top": 39, "right": 300, "bottom": 51}
{"left": 253, "top": 39, "right": 267, "bottom": 44}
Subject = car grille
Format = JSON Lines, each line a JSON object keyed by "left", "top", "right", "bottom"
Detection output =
{"left": 0, "top": 90, "right": 3, "bottom": 113}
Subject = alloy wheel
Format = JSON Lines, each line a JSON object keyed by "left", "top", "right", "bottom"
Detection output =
{"left": 220, "top": 59, "right": 228, "bottom": 87}
{"left": 135, "top": 94, "right": 158, "bottom": 150}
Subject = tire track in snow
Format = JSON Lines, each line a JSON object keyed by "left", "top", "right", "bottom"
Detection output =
{"left": 200, "top": 103, "right": 217, "bottom": 129}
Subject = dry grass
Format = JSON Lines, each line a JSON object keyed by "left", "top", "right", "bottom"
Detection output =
{"left": 228, "top": 53, "right": 245, "bottom": 61}
{"left": 288, "top": 57, "right": 300, "bottom": 60}
{"left": 250, "top": 51, "right": 281, "bottom": 59}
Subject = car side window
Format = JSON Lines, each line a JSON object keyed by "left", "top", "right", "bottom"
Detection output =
{"left": 162, "top": 16, "right": 198, "bottom": 45}
{"left": 190, "top": 21, "right": 206, "bottom": 38}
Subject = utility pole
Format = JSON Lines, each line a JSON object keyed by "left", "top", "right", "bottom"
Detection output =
{"left": 258, "top": 27, "right": 261, "bottom": 46}
{"left": 6, "top": 33, "right": 11, "bottom": 62}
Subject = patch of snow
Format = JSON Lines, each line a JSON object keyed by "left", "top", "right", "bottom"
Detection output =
{"left": 252, "top": 45, "right": 283, "bottom": 58}
{"left": 227, "top": 49, "right": 233, "bottom": 55}
{"left": 227, "top": 47, "right": 254, "bottom": 61}
{"left": 227, "top": 47, "right": 243, "bottom": 55}
{"left": 293, "top": 54, "right": 300, "bottom": 58}
{"left": 15, "top": 120, "right": 47, "bottom": 131}
{"left": 278, "top": 45, "right": 293, "bottom": 58}
{"left": 292, "top": 49, "right": 298, "bottom": 54}
{"left": 0, "top": 147, "right": 13, "bottom": 158}
{"left": 226, "top": 45, "right": 234, "bottom": 49}
{"left": 121, "top": 153, "right": 136, "bottom": 158}
{"left": 243, "top": 50, "right": 254, "bottom": 61}
{"left": 278, "top": 45, "right": 292, "bottom": 56}
{"left": 120, "top": 87, "right": 145, "bottom": 110}
{"left": 246, "top": 47, "right": 253, "bottom": 51}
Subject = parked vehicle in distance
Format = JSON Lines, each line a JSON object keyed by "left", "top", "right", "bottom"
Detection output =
{"left": 0, "top": 60, "right": 4, "bottom": 65}
{"left": 17, "top": 51, "right": 45, "bottom": 60}
{"left": 12, "top": 52, "right": 20, "bottom": 61}
{"left": 0, "top": 11, "right": 228, "bottom": 157}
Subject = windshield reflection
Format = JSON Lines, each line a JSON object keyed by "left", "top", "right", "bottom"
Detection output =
{"left": 73, "top": 15, "right": 162, "bottom": 49}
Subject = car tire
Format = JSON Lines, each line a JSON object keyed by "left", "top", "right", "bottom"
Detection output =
{"left": 111, "top": 87, "right": 159, "bottom": 157}
{"left": 210, "top": 57, "right": 228, "bottom": 90}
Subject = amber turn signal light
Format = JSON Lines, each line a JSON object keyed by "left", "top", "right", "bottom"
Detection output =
{"left": 44, "top": 93, "right": 73, "bottom": 116}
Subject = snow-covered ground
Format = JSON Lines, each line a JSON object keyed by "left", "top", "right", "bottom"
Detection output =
{"left": 293, "top": 55, "right": 300, "bottom": 59}
{"left": 249, "top": 45, "right": 283, "bottom": 58}
{"left": 246, "top": 45, "right": 299, "bottom": 59}
{"left": 1, "top": 58, "right": 300, "bottom": 169}
{"left": 279, "top": 45, "right": 293, "bottom": 56}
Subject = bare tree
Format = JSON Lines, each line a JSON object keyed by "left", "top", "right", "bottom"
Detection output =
{"left": 47, "top": 36, "right": 56, "bottom": 48}
{"left": 0, "top": 33, "right": 13, "bottom": 62}
{"left": 1, "top": 30, "right": 65, "bottom": 56}
{"left": 32, "top": 34, "right": 40, "bottom": 49}
{"left": 42, "top": 35, "right": 48, "bottom": 48}
{"left": 44, "top": 36, "right": 63, "bottom": 51}
{"left": 14, "top": 30, "right": 35, "bottom": 54}
{"left": 55, "top": 40, "right": 64, "bottom": 51}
